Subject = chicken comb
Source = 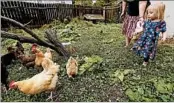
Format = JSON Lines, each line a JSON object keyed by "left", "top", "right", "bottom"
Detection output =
{"left": 32, "top": 43, "right": 37, "bottom": 47}
{"left": 9, "top": 80, "right": 15, "bottom": 87}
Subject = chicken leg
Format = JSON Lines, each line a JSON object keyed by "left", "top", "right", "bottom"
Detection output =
{"left": 46, "top": 92, "right": 58, "bottom": 101}
{"left": 3, "top": 86, "right": 8, "bottom": 94}
{"left": 46, "top": 92, "right": 53, "bottom": 101}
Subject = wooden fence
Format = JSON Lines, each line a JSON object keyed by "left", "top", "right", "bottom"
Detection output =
{"left": 1, "top": 1, "right": 122, "bottom": 28}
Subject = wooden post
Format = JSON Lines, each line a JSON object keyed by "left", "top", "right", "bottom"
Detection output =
{"left": 103, "top": 6, "right": 106, "bottom": 24}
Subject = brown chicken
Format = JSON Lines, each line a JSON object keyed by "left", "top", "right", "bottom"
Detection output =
{"left": 34, "top": 48, "right": 56, "bottom": 73}
{"left": 15, "top": 41, "right": 24, "bottom": 55}
{"left": 17, "top": 54, "right": 36, "bottom": 69}
{"left": 34, "top": 48, "right": 44, "bottom": 67}
{"left": 66, "top": 56, "right": 78, "bottom": 78}
{"left": 44, "top": 48, "right": 53, "bottom": 60}
{"left": 9, "top": 61, "right": 60, "bottom": 101}
{"left": 31, "top": 43, "right": 38, "bottom": 54}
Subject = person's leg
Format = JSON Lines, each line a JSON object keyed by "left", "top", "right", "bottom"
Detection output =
{"left": 125, "top": 36, "right": 129, "bottom": 47}
{"left": 125, "top": 36, "right": 132, "bottom": 47}
{"left": 128, "top": 37, "right": 132, "bottom": 45}
{"left": 123, "top": 16, "right": 128, "bottom": 47}
{"left": 123, "top": 15, "right": 140, "bottom": 47}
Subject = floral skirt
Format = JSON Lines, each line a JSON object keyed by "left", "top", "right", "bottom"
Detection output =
{"left": 122, "top": 15, "right": 139, "bottom": 38}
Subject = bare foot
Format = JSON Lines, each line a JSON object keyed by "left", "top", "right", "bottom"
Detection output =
{"left": 138, "top": 47, "right": 141, "bottom": 50}
{"left": 2, "top": 86, "right": 8, "bottom": 94}
{"left": 143, "top": 62, "right": 148, "bottom": 66}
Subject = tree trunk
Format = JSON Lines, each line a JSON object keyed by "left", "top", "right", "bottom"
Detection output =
{"left": 1, "top": 31, "right": 49, "bottom": 46}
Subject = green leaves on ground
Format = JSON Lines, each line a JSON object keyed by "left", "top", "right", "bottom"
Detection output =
{"left": 79, "top": 55, "right": 103, "bottom": 74}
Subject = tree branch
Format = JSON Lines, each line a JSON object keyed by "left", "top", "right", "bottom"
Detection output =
{"left": 1, "top": 16, "right": 54, "bottom": 48}
{"left": 1, "top": 16, "right": 41, "bottom": 42}
{"left": 1, "top": 31, "right": 70, "bottom": 59}
{"left": 1, "top": 16, "right": 70, "bottom": 59}
{"left": 1, "top": 31, "right": 44, "bottom": 45}
{"left": 45, "top": 29, "right": 70, "bottom": 58}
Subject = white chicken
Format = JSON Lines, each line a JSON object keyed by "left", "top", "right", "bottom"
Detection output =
{"left": 44, "top": 48, "right": 53, "bottom": 60}
{"left": 9, "top": 59, "right": 60, "bottom": 101}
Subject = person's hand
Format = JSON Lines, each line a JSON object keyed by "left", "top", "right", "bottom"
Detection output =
{"left": 138, "top": 18, "right": 144, "bottom": 26}
{"left": 139, "top": 17, "right": 144, "bottom": 22}
{"left": 161, "top": 32, "right": 167, "bottom": 42}
{"left": 134, "top": 21, "right": 144, "bottom": 34}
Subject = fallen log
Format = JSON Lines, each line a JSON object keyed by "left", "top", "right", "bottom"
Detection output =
{"left": 1, "top": 31, "right": 48, "bottom": 46}
{"left": 1, "top": 16, "right": 70, "bottom": 59}
{"left": 45, "top": 29, "right": 69, "bottom": 58}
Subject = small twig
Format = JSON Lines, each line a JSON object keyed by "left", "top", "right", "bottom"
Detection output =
{"left": 23, "top": 20, "right": 33, "bottom": 27}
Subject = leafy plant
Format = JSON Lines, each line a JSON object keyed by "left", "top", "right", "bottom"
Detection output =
{"left": 111, "top": 69, "right": 136, "bottom": 82}
{"left": 79, "top": 55, "right": 103, "bottom": 74}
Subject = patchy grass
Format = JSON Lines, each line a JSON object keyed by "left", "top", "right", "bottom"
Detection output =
{"left": 1, "top": 18, "right": 174, "bottom": 102}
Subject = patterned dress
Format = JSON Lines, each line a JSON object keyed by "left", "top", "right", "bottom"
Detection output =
{"left": 122, "top": 15, "right": 140, "bottom": 38}
{"left": 132, "top": 20, "right": 166, "bottom": 60}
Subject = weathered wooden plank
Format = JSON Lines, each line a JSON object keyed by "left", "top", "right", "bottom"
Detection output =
{"left": 47, "top": 3, "right": 51, "bottom": 22}
{"left": 40, "top": 3, "right": 46, "bottom": 25}
{"left": 58, "top": 4, "right": 61, "bottom": 20}
{"left": 14, "top": 1, "right": 21, "bottom": 22}
{"left": 4, "top": 1, "right": 11, "bottom": 19}
{"left": 6, "top": 1, "right": 13, "bottom": 19}
{"left": 32, "top": 2, "right": 38, "bottom": 25}
{"left": 24, "top": 2, "right": 31, "bottom": 24}
{"left": 50, "top": 3, "right": 54, "bottom": 21}
{"left": 43, "top": 3, "right": 48, "bottom": 24}
{"left": 58, "top": 4, "right": 62, "bottom": 20}
{"left": 54, "top": 3, "right": 58, "bottom": 20}
{"left": 36, "top": 2, "right": 41, "bottom": 25}
{"left": 20, "top": 2, "right": 26, "bottom": 24}
{"left": 61, "top": 4, "right": 65, "bottom": 20}
{"left": 10, "top": 1, "right": 17, "bottom": 21}
{"left": 1, "top": 1, "right": 6, "bottom": 16}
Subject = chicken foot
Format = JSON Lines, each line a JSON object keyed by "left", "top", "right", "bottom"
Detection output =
{"left": 46, "top": 92, "right": 58, "bottom": 101}
{"left": 2, "top": 86, "right": 8, "bottom": 94}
